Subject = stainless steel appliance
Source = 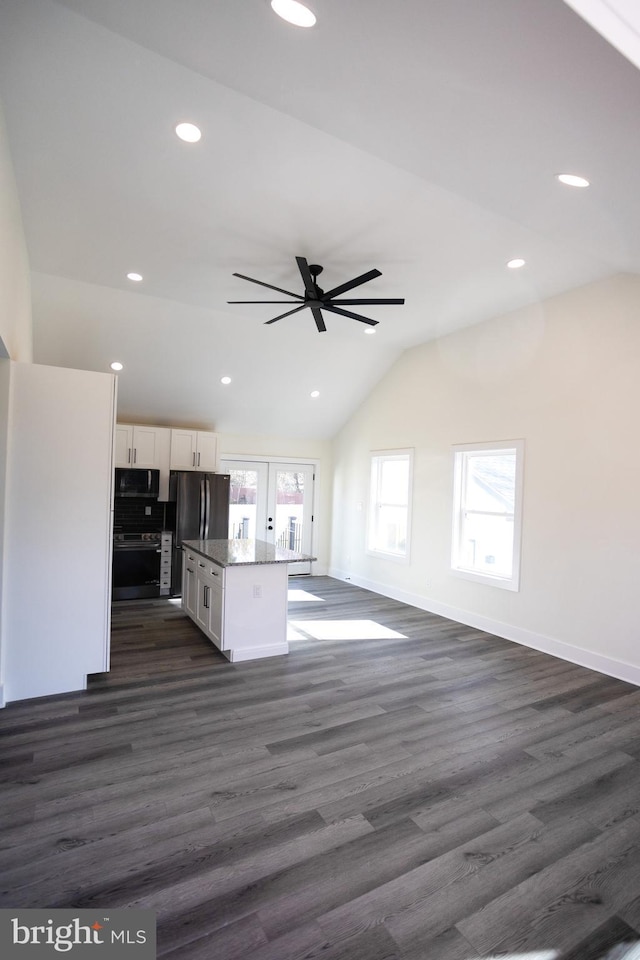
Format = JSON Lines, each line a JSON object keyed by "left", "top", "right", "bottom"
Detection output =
{"left": 114, "top": 468, "right": 160, "bottom": 498}
{"left": 112, "top": 532, "right": 163, "bottom": 600}
{"left": 169, "top": 471, "right": 230, "bottom": 595}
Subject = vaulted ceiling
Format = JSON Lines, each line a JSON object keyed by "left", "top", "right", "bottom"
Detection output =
{"left": 1, "top": 0, "right": 639, "bottom": 438}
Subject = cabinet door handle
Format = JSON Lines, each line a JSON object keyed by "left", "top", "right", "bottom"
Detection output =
{"left": 204, "top": 584, "right": 209, "bottom": 608}
{"left": 133, "top": 448, "right": 137, "bottom": 464}
{"left": 192, "top": 452, "right": 196, "bottom": 467}
{"left": 127, "top": 448, "right": 131, "bottom": 463}
{"left": 197, "top": 452, "right": 201, "bottom": 467}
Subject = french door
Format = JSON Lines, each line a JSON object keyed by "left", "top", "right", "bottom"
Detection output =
{"left": 221, "top": 459, "right": 315, "bottom": 574}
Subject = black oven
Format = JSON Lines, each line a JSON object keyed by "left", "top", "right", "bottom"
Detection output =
{"left": 114, "top": 468, "right": 160, "bottom": 499}
{"left": 112, "top": 533, "right": 162, "bottom": 600}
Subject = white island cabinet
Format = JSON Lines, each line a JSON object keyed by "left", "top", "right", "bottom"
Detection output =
{"left": 181, "top": 539, "right": 315, "bottom": 662}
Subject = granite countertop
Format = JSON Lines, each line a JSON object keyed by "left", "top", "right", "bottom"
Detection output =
{"left": 182, "top": 538, "right": 316, "bottom": 567}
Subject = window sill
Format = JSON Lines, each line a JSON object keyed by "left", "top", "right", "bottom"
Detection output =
{"left": 450, "top": 567, "right": 519, "bottom": 592}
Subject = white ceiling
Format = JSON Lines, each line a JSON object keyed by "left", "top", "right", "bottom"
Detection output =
{"left": 0, "top": 0, "right": 639, "bottom": 438}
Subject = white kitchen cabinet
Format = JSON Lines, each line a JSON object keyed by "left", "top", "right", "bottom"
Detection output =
{"left": 170, "top": 429, "right": 218, "bottom": 472}
{"left": 182, "top": 549, "right": 198, "bottom": 619}
{"left": 114, "top": 424, "right": 133, "bottom": 466}
{"left": 181, "top": 541, "right": 295, "bottom": 661}
{"left": 189, "top": 553, "right": 223, "bottom": 649}
{"left": 195, "top": 556, "right": 211, "bottom": 635}
{"left": 115, "top": 423, "right": 170, "bottom": 470}
{"left": 207, "top": 569, "right": 223, "bottom": 648}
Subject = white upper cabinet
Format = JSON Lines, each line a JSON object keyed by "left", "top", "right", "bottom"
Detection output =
{"left": 114, "top": 424, "right": 170, "bottom": 470}
{"left": 170, "top": 430, "right": 218, "bottom": 472}
{"left": 114, "top": 424, "right": 133, "bottom": 466}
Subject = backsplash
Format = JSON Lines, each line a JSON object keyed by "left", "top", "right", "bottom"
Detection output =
{"left": 114, "top": 498, "right": 165, "bottom": 534}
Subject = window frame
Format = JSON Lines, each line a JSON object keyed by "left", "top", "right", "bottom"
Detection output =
{"left": 367, "top": 448, "right": 413, "bottom": 562}
{"left": 450, "top": 439, "right": 524, "bottom": 591}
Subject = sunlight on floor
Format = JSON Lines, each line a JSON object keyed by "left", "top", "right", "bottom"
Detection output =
{"left": 287, "top": 588, "right": 326, "bottom": 602}
{"left": 289, "top": 619, "right": 407, "bottom": 641}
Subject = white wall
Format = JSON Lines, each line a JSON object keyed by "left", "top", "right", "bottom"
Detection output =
{"left": 220, "top": 432, "right": 332, "bottom": 574}
{"left": 0, "top": 97, "right": 33, "bottom": 706}
{"left": 0, "top": 100, "right": 31, "bottom": 363}
{"left": 330, "top": 273, "right": 640, "bottom": 683}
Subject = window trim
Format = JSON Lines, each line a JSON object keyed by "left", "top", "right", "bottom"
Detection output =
{"left": 451, "top": 439, "right": 524, "bottom": 591}
{"left": 367, "top": 448, "right": 413, "bottom": 562}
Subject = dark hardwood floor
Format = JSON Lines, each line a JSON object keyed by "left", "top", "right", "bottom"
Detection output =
{"left": 2, "top": 576, "right": 640, "bottom": 959}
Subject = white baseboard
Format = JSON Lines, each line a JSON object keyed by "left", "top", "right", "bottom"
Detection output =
{"left": 328, "top": 567, "right": 640, "bottom": 687}
{"left": 226, "top": 642, "right": 289, "bottom": 662}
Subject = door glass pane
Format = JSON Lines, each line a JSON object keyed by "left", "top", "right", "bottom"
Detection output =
{"left": 228, "top": 469, "right": 259, "bottom": 539}
{"left": 275, "top": 470, "right": 305, "bottom": 551}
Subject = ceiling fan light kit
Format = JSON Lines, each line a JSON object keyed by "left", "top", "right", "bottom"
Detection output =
{"left": 228, "top": 256, "right": 405, "bottom": 332}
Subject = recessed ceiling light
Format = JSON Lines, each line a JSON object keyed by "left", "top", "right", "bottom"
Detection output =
{"left": 271, "top": 0, "right": 316, "bottom": 28}
{"left": 220, "top": 376, "right": 232, "bottom": 385}
{"left": 507, "top": 258, "right": 526, "bottom": 269}
{"left": 126, "top": 272, "right": 143, "bottom": 282}
{"left": 310, "top": 390, "right": 320, "bottom": 398}
{"left": 110, "top": 361, "right": 123, "bottom": 371}
{"left": 175, "top": 122, "right": 202, "bottom": 143}
{"left": 557, "top": 173, "right": 590, "bottom": 188}
{"left": 364, "top": 327, "right": 376, "bottom": 335}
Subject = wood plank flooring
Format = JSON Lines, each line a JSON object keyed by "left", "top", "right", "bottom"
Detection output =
{"left": 2, "top": 576, "right": 640, "bottom": 959}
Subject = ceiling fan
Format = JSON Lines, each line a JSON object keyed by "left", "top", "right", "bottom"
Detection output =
{"left": 227, "top": 256, "right": 405, "bottom": 332}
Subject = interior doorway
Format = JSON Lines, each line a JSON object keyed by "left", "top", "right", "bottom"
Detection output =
{"left": 221, "top": 458, "right": 315, "bottom": 574}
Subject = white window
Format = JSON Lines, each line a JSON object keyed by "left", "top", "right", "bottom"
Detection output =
{"left": 368, "top": 450, "right": 413, "bottom": 560}
{"left": 451, "top": 440, "right": 524, "bottom": 591}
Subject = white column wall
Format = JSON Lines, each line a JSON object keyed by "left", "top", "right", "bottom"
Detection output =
{"left": 0, "top": 97, "right": 33, "bottom": 706}
{"left": 330, "top": 273, "right": 640, "bottom": 683}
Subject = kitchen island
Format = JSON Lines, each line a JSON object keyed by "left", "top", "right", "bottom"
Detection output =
{"left": 181, "top": 538, "right": 316, "bottom": 661}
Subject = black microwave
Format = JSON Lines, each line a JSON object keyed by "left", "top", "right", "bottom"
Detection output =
{"left": 114, "top": 468, "right": 160, "bottom": 498}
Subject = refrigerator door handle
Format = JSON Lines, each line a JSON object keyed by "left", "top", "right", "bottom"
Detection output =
{"left": 199, "top": 476, "right": 205, "bottom": 539}
{"left": 204, "top": 476, "right": 211, "bottom": 539}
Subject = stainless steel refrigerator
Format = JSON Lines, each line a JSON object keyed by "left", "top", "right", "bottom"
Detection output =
{"left": 169, "top": 471, "right": 230, "bottom": 595}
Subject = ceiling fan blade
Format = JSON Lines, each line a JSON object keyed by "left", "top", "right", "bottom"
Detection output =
{"left": 322, "top": 268, "right": 382, "bottom": 300}
{"left": 329, "top": 298, "right": 405, "bottom": 305}
{"left": 296, "top": 256, "right": 317, "bottom": 298}
{"left": 311, "top": 307, "right": 326, "bottom": 332}
{"left": 324, "top": 304, "right": 378, "bottom": 326}
{"left": 227, "top": 300, "right": 299, "bottom": 304}
{"left": 264, "top": 304, "right": 309, "bottom": 324}
{"left": 232, "top": 272, "right": 304, "bottom": 300}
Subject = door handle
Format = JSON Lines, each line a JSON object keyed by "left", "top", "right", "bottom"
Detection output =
{"left": 192, "top": 452, "right": 196, "bottom": 467}
{"left": 197, "top": 452, "right": 201, "bottom": 467}
{"left": 133, "top": 448, "right": 137, "bottom": 463}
